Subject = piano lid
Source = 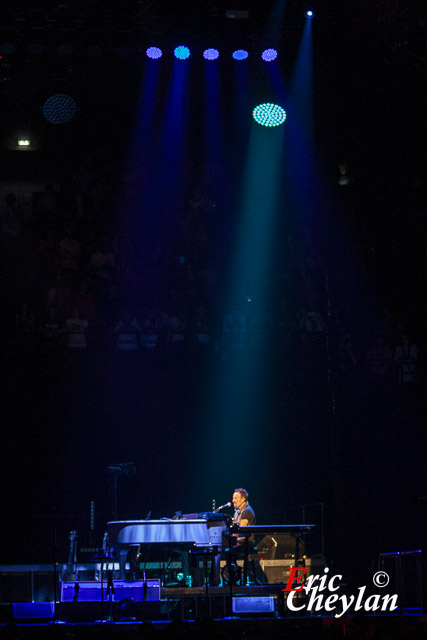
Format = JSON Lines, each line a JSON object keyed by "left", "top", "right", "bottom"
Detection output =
{"left": 107, "top": 519, "right": 227, "bottom": 546}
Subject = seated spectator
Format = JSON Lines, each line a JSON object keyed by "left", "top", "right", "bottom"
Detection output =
{"left": 114, "top": 309, "right": 141, "bottom": 351}
{"left": 338, "top": 331, "right": 359, "bottom": 373}
{"left": 44, "top": 305, "right": 62, "bottom": 345}
{"left": 72, "top": 279, "right": 96, "bottom": 325}
{"left": 365, "top": 335, "right": 393, "bottom": 380}
{"left": 223, "top": 310, "right": 247, "bottom": 351}
{"left": 247, "top": 306, "right": 273, "bottom": 349}
{"left": 15, "top": 302, "right": 35, "bottom": 335}
{"left": 34, "top": 184, "right": 58, "bottom": 232}
{"left": 37, "top": 184, "right": 58, "bottom": 216}
{"left": 1, "top": 193, "right": 22, "bottom": 238}
{"left": 47, "top": 275, "right": 72, "bottom": 324}
{"left": 140, "top": 308, "right": 160, "bottom": 351}
{"left": 65, "top": 307, "right": 89, "bottom": 349}
{"left": 58, "top": 227, "right": 82, "bottom": 276}
{"left": 394, "top": 334, "right": 418, "bottom": 384}
{"left": 39, "top": 229, "right": 59, "bottom": 280}
{"left": 298, "top": 308, "right": 326, "bottom": 338}
{"left": 188, "top": 304, "right": 211, "bottom": 346}
{"left": 167, "top": 311, "right": 187, "bottom": 348}
{"left": 90, "top": 237, "right": 116, "bottom": 283}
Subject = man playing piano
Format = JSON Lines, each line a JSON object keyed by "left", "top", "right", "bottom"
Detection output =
{"left": 222, "top": 488, "right": 257, "bottom": 584}
{"left": 231, "top": 488, "right": 255, "bottom": 529}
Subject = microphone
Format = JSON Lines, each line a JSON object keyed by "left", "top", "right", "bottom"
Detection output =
{"left": 214, "top": 501, "right": 231, "bottom": 512}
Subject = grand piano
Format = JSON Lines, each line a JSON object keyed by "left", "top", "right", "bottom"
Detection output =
{"left": 107, "top": 514, "right": 227, "bottom": 582}
{"left": 107, "top": 517, "right": 315, "bottom": 585}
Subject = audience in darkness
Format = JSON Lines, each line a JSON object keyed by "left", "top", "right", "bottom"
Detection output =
{"left": 0, "top": 151, "right": 421, "bottom": 395}
{"left": 394, "top": 334, "right": 418, "bottom": 384}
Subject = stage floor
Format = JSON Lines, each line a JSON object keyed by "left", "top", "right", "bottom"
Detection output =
{"left": 1, "top": 614, "right": 427, "bottom": 640}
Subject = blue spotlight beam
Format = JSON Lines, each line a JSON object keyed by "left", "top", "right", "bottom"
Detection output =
{"left": 146, "top": 60, "right": 190, "bottom": 227}
{"left": 229, "top": 123, "right": 285, "bottom": 306}
{"left": 290, "top": 17, "right": 313, "bottom": 131}
{"left": 203, "top": 52, "right": 226, "bottom": 174}
{"left": 285, "top": 15, "right": 316, "bottom": 225}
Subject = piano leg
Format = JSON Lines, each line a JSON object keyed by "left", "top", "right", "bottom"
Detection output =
{"left": 210, "top": 549, "right": 220, "bottom": 586}
{"left": 119, "top": 548, "right": 128, "bottom": 580}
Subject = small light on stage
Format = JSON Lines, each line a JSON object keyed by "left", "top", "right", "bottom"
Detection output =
{"left": 232, "top": 49, "right": 249, "bottom": 60}
{"left": 17, "top": 139, "right": 30, "bottom": 147}
{"left": 174, "top": 45, "right": 190, "bottom": 60}
{"left": 252, "top": 103, "right": 287, "bottom": 127}
{"left": 306, "top": 10, "right": 314, "bottom": 17}
{"left": 146, "top": 46, "right": 162, "bottom": 59}
{"left": 261, "top": 48, "right": 278, "bottom": 62}
{"left": 203, "top": 48, "right": 220, "bottom": 61}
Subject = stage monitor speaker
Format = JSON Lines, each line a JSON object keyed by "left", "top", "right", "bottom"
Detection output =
{"left": 60, "top": 579, "right": 161, "bottom": 603}
{"left": 232, "top": 596, "right": 275, "bottom": 615}
{"left": 12, "top": 602, "right": 54, "bottom": 621}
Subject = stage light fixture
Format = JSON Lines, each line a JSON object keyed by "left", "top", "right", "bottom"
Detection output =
{"left": 116, "top": 46, "right": 132, "bottom": 58}
{"left": 203, "top": 48, "right": 220, "bottom": 61}
{"left": 232, "top": 49, "right": 249, "bottom": 61}
{"left": 252, "top": 103, "right": 287, "bottom": 127}
{"left": 232, "top": 49, "right": 249, "bottom": 60}
{"left": 306, "top": 10, "right": 314, "bottom": 17}
{"left": 0, "top": 43, "right": 15, "bottom": 55}
{"left": 17, "top": 139, "right": 30, "bottom": 147}
{"left": 28, "top": 43, "right": 44, "bottom": 55}
{"left": 174, "top": 45, "right": 190, "bottom": 60}
{"left": 57, "top": 43, "right": 74, "bottom": 56}
{"left": 146, "top": 46, "right": 162, "bottom": 59}
{"left": 87, "top": 45, "right": 103, "bottom": 57}
{"left": 261, "top": 48, "right": 278, "bottom": 62}
{"left": 42, "top": 94, "right": 77, "bottom": 125}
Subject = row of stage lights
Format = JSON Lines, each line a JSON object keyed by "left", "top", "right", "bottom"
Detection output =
{"left": 147, "top": 46, "right": 280, "bottom": 61}
{"left": 31, "top": 94, "right": 287, "bottom": 128}
{"left": 147, "top": 9, "right": 314, "bottom": 62}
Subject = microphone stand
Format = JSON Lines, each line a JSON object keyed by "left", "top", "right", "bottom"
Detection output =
{"left": 106, "top": 570, "right": 114, "bottom": 622}
{"left": 227, "top": 521, "right": 239, "bottom": 619}
{"left": 52, "top": 507, "right": 58, "bottom": 623}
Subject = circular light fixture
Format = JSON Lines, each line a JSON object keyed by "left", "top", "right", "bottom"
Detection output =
{"left": 116, "top": 46, "right": 132, "bottom": 58}
{"left": 87, "top": 45, "right": 103, "bottom": 57}
{"left": 232, "top": 49, "right": 248, "bottom": 61}
{"left": 57, "top": 43, "right": 74, "bottom": 57}
{"left": 203, "top": 48, "right": 220, "bottom": 61}
{"left": 0, "top": 43, "right": 16, "bottom": 55}
{"left": 261, "top": 48, "right": 278, "bottom": 62}
{"left": 306, "top": 10, "right": 314, "bottom": 17}
{"left": 146, "top": 46, "right": 162, "bottom": 59}
{"left": 174, "top": 45, "right": 190, "bottom": 60}
{"left": 28, "top": 43, "right": 44, "bottom": 55}
{"left": 252, "top": 103, "right": 287, "bottom": 127}
{"left": 42, "top": 94, "right": 77, "bottom": 125}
